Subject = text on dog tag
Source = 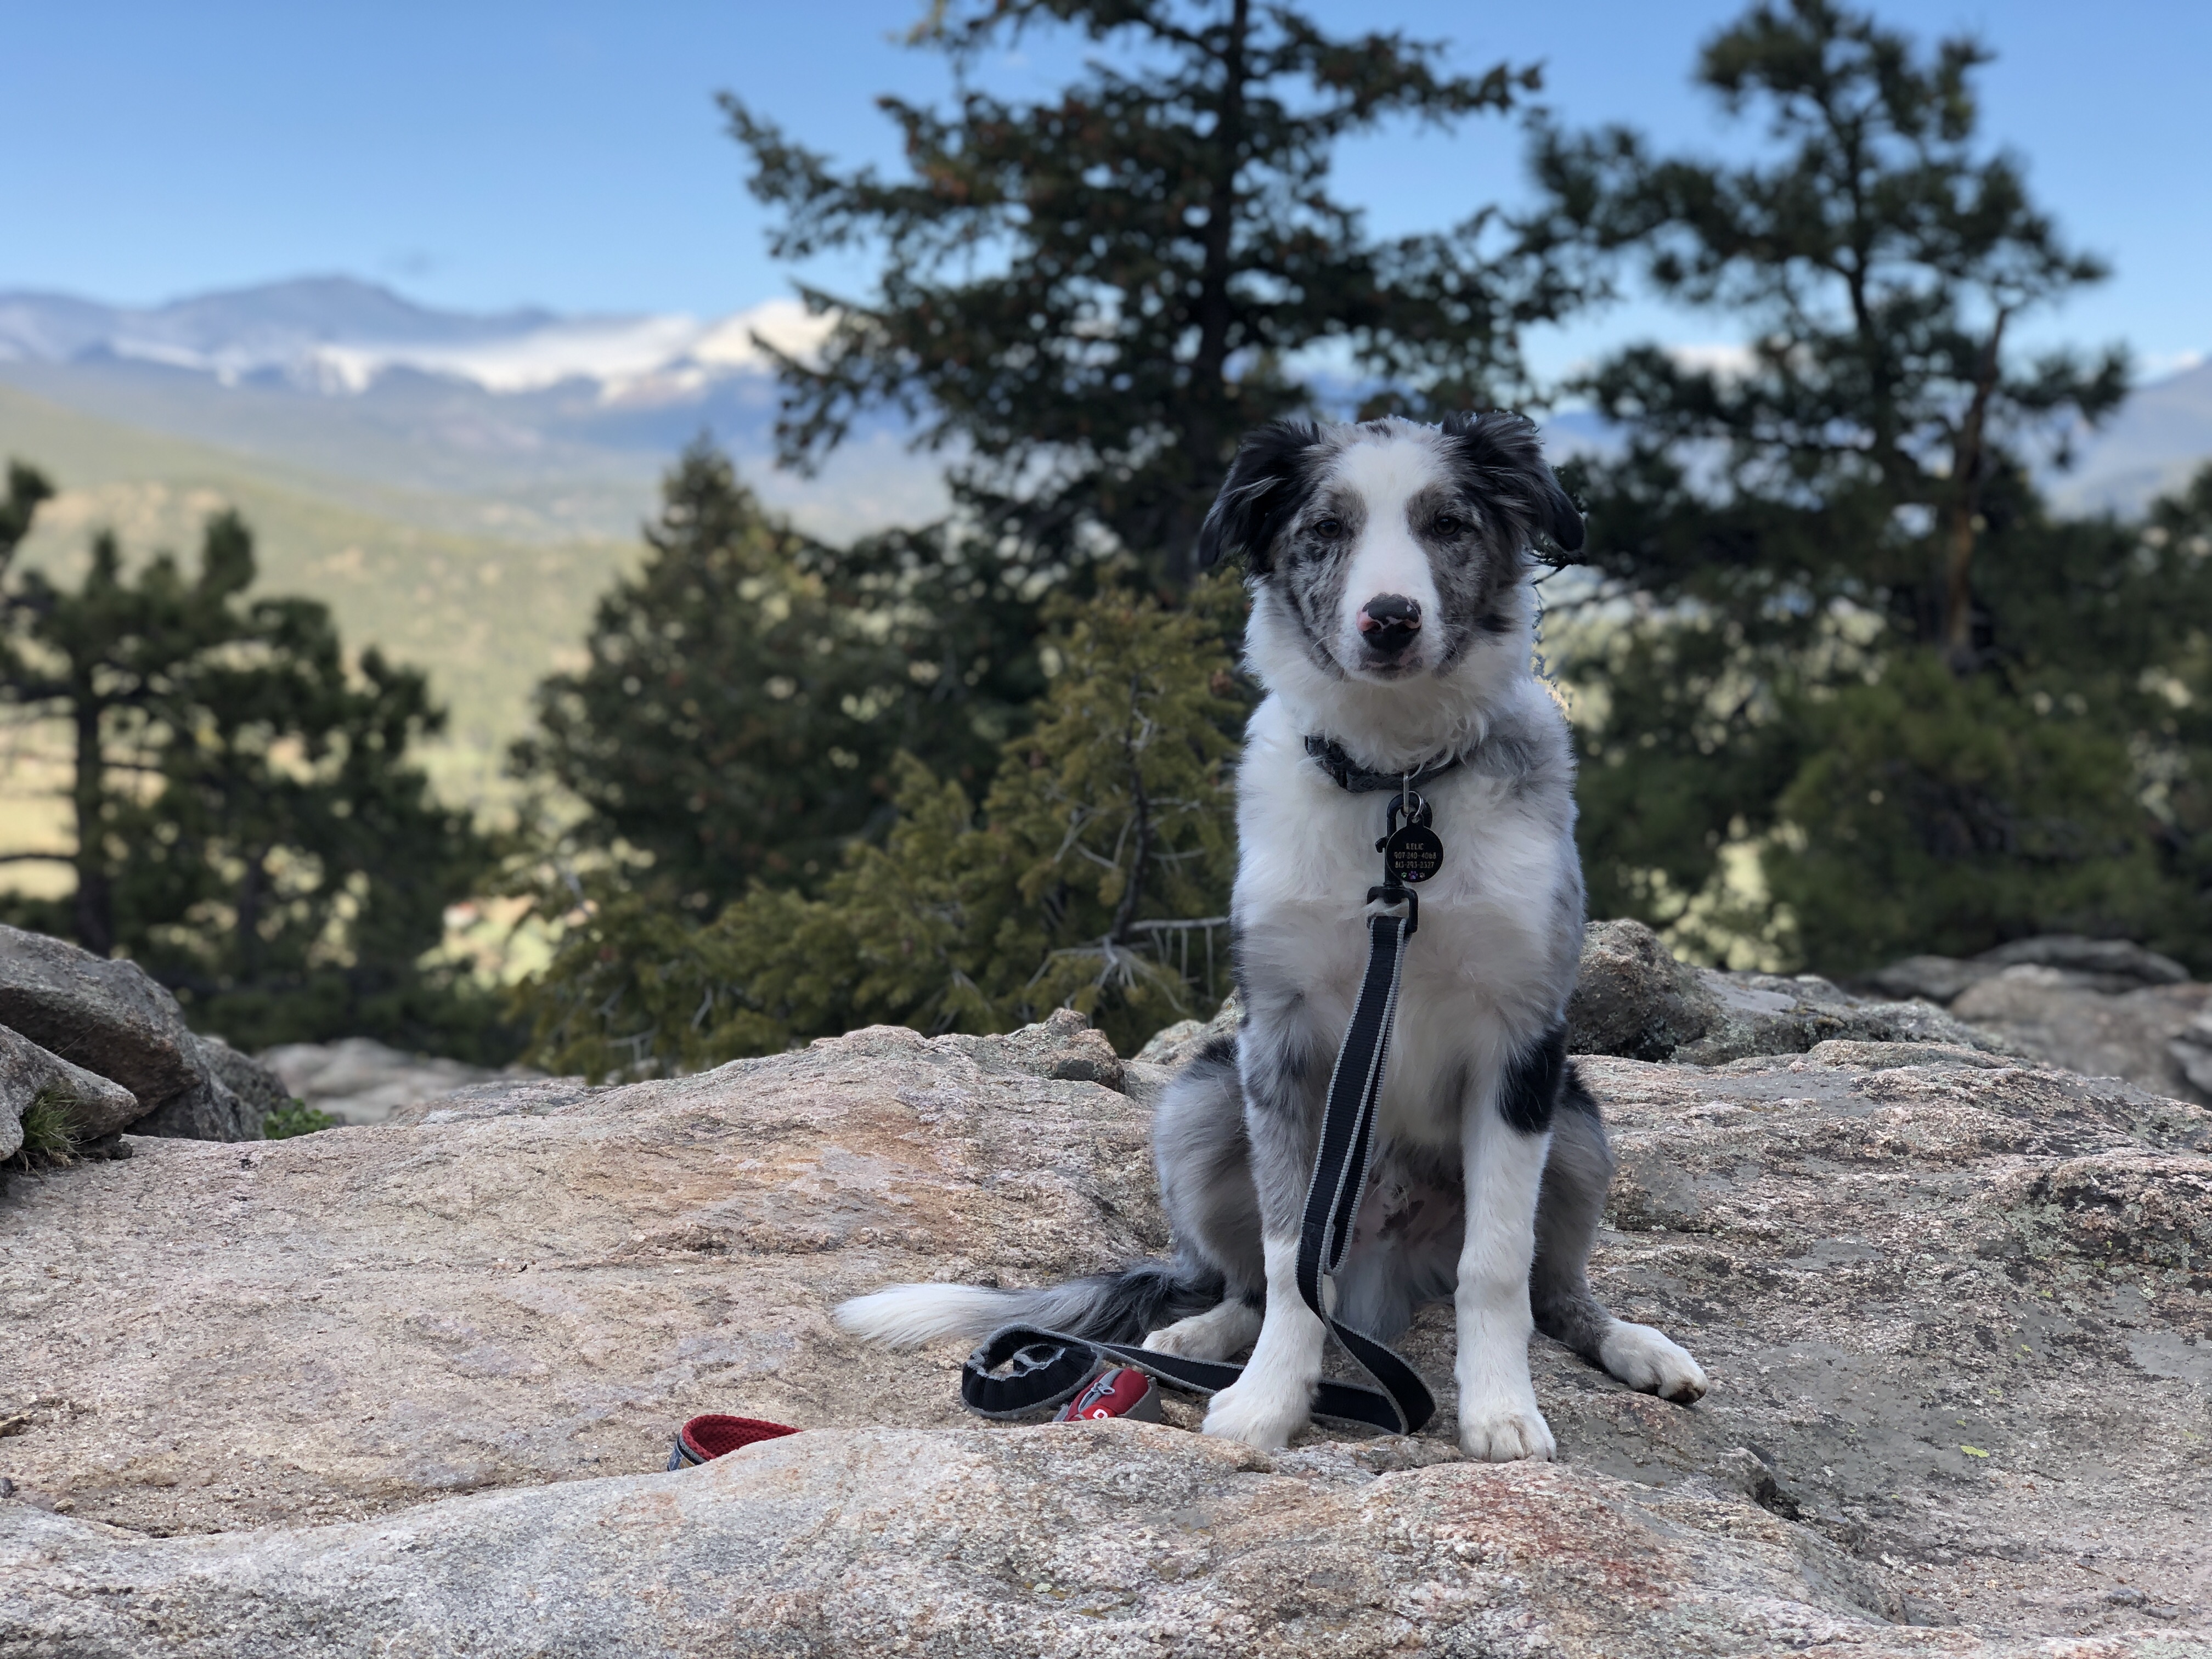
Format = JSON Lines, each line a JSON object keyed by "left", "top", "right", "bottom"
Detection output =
{"left": 1384, "top": 825, "right": 1444, "bottom": 884}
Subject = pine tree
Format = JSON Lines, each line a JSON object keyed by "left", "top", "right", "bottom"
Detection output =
{"left": 520, "top": 581, "right": 1244, "bottom": 1077}
{"left": 512, "top": 442, "right": 1043, "bottom": 910}
{"left": 726, "top": 0, "right": 1581, "bottom": 586}
{"left": 1539, "top": 0, "right": 2125, "bottom": 665}
{"left": 1534, "top": 0, "right": 2149, "bottom": 966}
{"left": 0, "top": 464, "right": 500, "bottom": 1052}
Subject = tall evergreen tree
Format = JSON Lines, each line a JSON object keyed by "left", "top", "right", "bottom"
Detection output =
{"left": 512, "top": 441, "right": 1045, "bottom": 909}
{"left": 1536, "top": 0, "right": 2143, "bottom": 965}
{"left": 0, "top": 464, "right": 500, "bottom": 1052}
{"left": 1540, "top": 0, "right": 2125, "bottom": 667}
{"left": 726, "top": 0, "right": 1583, "bottom": 586}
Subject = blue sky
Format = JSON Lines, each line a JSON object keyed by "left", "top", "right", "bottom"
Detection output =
{"left": 7, "top": 1, "right": 2207, "bottom": 382}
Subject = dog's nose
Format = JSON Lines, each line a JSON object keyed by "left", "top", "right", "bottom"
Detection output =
{"left": 1357, "top": 594, "right": 1422, "bottom": 657}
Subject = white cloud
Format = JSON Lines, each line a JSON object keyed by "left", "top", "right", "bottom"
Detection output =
{"left": 1666, "top": 342, "right": 1757, "bottom": 379}
{"left": 691, "top": 298, "right": 834, "bottom": 370}
{"left": 312, "top": 314, "right": 705, "bottom": 395}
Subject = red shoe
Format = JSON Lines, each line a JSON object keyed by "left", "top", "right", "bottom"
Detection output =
{"left": 1054, "top": 1366, "right": 1162, "bottom": 1423}
{"left": 668, "top": 1414, "right": 800, "bottom": 1469}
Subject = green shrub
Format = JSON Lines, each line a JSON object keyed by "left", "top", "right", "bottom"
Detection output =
{"left": 13, "top": 1089, "right": 77, "bottom": 1164}
{"left": 261, "top": 1099, "right": 340, "bottom": 1139}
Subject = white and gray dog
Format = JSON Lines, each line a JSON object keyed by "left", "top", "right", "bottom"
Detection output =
{"left": 837, "top": 411, "right": 1708, "bottom": 1459}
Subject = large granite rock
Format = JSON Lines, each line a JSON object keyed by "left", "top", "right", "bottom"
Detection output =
{"left": 0, "top": 1025, "right": 142, "bottom": 1162}
{"left": 0, "top": 925, "right": 262, "bottom": 1142}
{"left": 195, "top": 1035, "right": 294, "bottom": 1121}
{"left": 126, "top": 1060, "right": 257, "bottom": 1142}
{"left": 0, "top": 926, "right": 204, "bottom": 1110}
{"left": 1566, "top": 919, "right": 2009, "bottom": 1064}
{"left": 3, "top": 1019, "right": 2207, "bottom": 1650}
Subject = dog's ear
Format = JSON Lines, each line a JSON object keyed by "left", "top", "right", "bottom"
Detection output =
{"left": 1197, "top": 420, "right": 1321, "bottom": 573}
{"left": 1440, "top": 410, "right": 1585, "bottom": 559}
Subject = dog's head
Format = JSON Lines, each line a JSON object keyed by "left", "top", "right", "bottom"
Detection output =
{"left": 1197, "top": 413, "right": 1582, "bottom": 686}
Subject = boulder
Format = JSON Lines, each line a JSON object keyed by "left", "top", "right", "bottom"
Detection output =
{"left": 1861, "top": 953, "right": 2006, "bottom": 1005}
{"left": 1952, "top": 967, "right": 2212, "bottom": 1105}
{"left": 0, "top": 925, "right": 202, "bottom": 1111}
{"left": 1979, "top": 935, "right": 2190, "bottom": 989}
{"left": 1561, "top": 917, "right": 1720, "bottom": 1061}
{"left": 1127, "top": 993, "right": 1241, "bottom": 1102}
{"left": 1863, "top": 936, "right": 2192, "bottom": 1008}
{"left": 258, "top": 1036, "right": 539, "bottom": 1126}
{"left": 935, "top": 1004, "right": 1127, "bottom": 1091}
{"left": 127, "top": 1064, "right": 259, "bottom": 1143}
{"left": 0, "top": 925, "right": 262, "bottom": 1142}
{"left": 0, "top": 1025, "right": 141, "bottom": 1161}
{"left": 195, "top": 1035, "right": 293, "bottom": 1120}
{"left": 1566, "top": 919, "right": 2009, "bottom": 1065}
{"left": 2, "top": 1020, "right": 2208, "bottom": 1647}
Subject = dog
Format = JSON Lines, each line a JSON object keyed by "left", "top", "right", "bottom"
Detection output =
{"left": 836, "top": 411, "right": 1708, "bottom": 1459}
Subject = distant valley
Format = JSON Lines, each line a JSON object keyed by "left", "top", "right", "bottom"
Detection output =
{"left": 0, "top": 279, "right": 951, "bottom": 813}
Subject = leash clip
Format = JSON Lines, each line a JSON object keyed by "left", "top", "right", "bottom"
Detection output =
{"left": 1365, "top": 883, "right": 1418, "bottom": 935}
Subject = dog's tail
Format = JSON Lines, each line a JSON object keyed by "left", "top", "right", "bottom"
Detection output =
{"left": 833, "top": 1259, "right": 1226, "bottom": 1351}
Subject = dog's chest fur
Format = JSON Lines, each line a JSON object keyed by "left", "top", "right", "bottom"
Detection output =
{"left": 1233, "top": 687, "right": 1583, "bottom": 1148}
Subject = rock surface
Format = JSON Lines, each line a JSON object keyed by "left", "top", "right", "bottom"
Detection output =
{"left": 258, "top": 1036, "right": 541, "bottom": 1126}
{"left": 3, "top": 1426, "right": 2177, "bottom": 1659}
{"left": 4, "top": 1018, "right": 2209, "bottom": 1652}
{"left": 0, "top": 1025, "right": 143, "bottom": 1160}
{"left": 1567, "top": 919, "right": 2010, "bottom": 1065}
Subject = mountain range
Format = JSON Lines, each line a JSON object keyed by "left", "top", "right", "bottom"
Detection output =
{"left": 0, "top": 275, "right": 2204, "bottom": 809}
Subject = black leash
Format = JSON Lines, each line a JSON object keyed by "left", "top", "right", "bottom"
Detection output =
{"left": 962, "top": 771, "right": 1447, "bottom": 1436}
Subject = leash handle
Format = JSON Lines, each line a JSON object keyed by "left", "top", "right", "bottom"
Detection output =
{"left": 960, "top": 1323, "right": 1414, "bottom": 1435}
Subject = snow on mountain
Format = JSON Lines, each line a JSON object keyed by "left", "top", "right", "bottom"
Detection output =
{"left": 0, "top": 277, "right": 829, "bottom": 403}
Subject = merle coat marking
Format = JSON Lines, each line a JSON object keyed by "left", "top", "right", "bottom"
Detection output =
{"left": 836, "top": 413, "right": 1708, "bottom": 1458}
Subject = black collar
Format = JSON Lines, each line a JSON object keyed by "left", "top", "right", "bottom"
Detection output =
{"left": 1304, "top": 734, "right": 1468, "bottom": 794}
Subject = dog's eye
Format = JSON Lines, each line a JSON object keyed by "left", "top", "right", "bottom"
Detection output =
{"left": 1433, "top": 512, "right": 1466, "bottom": 538}
{"left": 1313, "top": 516, "right": 1343, "bottom": 539}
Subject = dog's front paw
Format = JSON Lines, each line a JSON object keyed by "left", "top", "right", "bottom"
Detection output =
{"left": 1458, "top": 1399, "right": 1555, "bottom": 1463}
{"left": 1201, "top": 1374, "right": 1311, "bottom": 1450}
{"left": 1600, "top": 1322, "right": 1708, "bottom": 1404}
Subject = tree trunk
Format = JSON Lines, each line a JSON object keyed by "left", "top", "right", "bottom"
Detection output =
{"left": 238, "top": 847, "right": 266, "bottom": 985}
{"left": 1109, "top": 675, "right": 1152, "bottom": 945}
{"left": 1164, "top": 0, "right": 1251, "bottom": 587}
{"left": 1941, "top": 309, "right": 2009, "bottom": 674}
{"left": 70, "top": 687, "right": 114, "bottom": 956}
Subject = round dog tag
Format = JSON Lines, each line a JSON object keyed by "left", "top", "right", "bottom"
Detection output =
{"left": 1384, "top": 824, "right": 1444, "bottom": 884}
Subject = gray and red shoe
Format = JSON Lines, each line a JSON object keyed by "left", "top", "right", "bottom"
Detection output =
{"left": 1053, "top": 1365, "right": 1162, "bottom": 1423}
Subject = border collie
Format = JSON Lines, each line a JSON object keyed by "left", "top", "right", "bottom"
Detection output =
{"left": 836, "top": 413, "right": 1708, "bottom": 1458}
